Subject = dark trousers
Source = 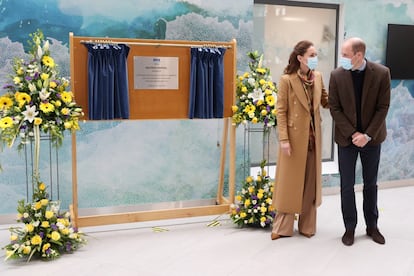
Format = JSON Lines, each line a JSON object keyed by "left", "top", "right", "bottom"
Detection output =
{"left": 338, "top": 144, "right": 381, "bottom": 230}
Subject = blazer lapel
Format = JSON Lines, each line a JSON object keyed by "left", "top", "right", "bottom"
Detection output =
{"left": 290, "top": 75, "right": 309, "bottom": 112}
{"left": 361, "top": 61, "right": 374, "bottom": 108}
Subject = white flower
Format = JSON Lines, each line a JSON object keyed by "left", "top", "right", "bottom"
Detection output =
{"left": 28, "top": 83, "right": 37, "bottom": 92}
{"left": 37, "top": 45, "right": 43, "bottom": 59}
{"left": 56, "top": 222, "right": 65, "bottom": 230}
{"left": 39, "top": 89, "right": 51, "bottom": 101}
{"left": 43, "top": 40, "right": 49, "bottom": 52}
{"left": 23, "top": 213, "right": 29, "bottom": 218}
{"left": 33, "top": 220, "right": 40, "bottom": 227}
{"left": 22, "top": 105, "right": 39, "bottom": 123}
{"left": 248, "top": 88, "right": 264, "bottom": 102}
{"left": 247, "top": 77, "right": 256, "bottom": 86}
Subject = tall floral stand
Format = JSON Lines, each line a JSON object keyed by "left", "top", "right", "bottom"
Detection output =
{"left": 243, "top": 123, "right": 278, "bottom": 176}
{"left": 229, "top": 123, "right": 277, "bottom": 228}
{"left": 24, "top": 134, "right": 61, "bottom": 203}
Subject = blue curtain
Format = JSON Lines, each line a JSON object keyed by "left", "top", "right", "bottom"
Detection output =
{"left": 85, "top": 44, "right": 130, "bottom": 120}
{"left": 188, "top": 47, "right": 226, "bottom": 119}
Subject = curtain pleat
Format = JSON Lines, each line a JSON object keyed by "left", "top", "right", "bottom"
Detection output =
{"left": 188, "top": 47, "right": 226, "bottom": 119}
{"left": 85, "top": 44, "right": 130, "bottom": 120}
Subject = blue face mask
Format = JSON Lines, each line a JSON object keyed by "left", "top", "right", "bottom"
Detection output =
{"left": 307, "top": 56, "right": 318, "bottom": 70}
{"left": 339, "top": 56, "right": 353, "bottom": 70}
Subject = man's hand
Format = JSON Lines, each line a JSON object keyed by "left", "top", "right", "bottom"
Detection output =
{"left": 352, "top": 132, "right": 369, "bottom": 147}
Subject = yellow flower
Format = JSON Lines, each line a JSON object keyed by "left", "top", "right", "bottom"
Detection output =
{"left": 261, "top": 110, "right": 268, "bottom": 116}
{"left": 271, "top": 109, "right": 278, "bottom": 116}
{"left": 34, "top": 117, "right": 43, "bottom": 125}
{"left": 41, "top": 73, "right": 49, "bottom": 80}
{"left": 266, "top": 95, "right": 275, "bottom": 106}
{"left": 54, "top": 100, "right": 62, "bottom": 107}
{"left": 6, "top": 250, "right": 14, "bottom": 258}
{"left": 39, "top": 102, "right": 55, "bottom": 113}
{"left": 231, "top": 105, "right": 238, "bottom": 113}
{"left": 244, "top": 199, "right": 251, "bottom": 207}
{"left": 42, "top": 243, "right": 51, "bottom": 253}
{"left": 256, "top": 176, "right": 262, "bottom": 182}
{"left": 241, "top": 86, "right": 248, "bottom": 93}
{"left": 61, "top": 107, "right": 70, "bottom": 115}
{"left": 259, "top": 79, "right": 266, "bottom": 85}
{"left": 41, "top": 221, "right": 50, "bottom": 228}
{"left": 251, "top": 117, "right": 258, "bottom": 123}
{"left": 257, "top": 192, "right": 264, "bottom": 199}
{"left": 45, "top": 211, "right": 54, "bottom": 219}
{"left": 0, "top": 96, "right": 13, "bottom": 110}
{"left": 64, "top": 121, "right": 73, "bottom": 129}
{"left": 246, "top": 176, "right": 253, "bottom": 183}
{"left": 260, "top": 216, "right": 267, "bottom": 222}
{"left": 248, "top": 186, "right": 255, "bottom": 193}
{"left": 16, "top": 92, "right": 31, "bottom": 104}
{"left": 49, "top": 81, "right": 57, "bottom": 88}
{"left": 256, "top": 68, "right": 266, "bottom": 74}
{"left": 10, "top": 234, "right": 18, "bottom": 241}
{"left": 60, "top": 228, "right": 70, "bottom": 235}
{"left": 262, "top": 169, "right": 267, "bottom": 176}
{"left": 25, "top": 224, "right": 34, "bottom": 233}
{"left": 244, "top": 105, "right": 255, "bottom": 113}
{"left": 264, "top": 89, "right": 273, "bottom": 95}
{"left": 16, "top": 68, "right": 24, "bottom": 75}
{"left": 31, "top": 235, "right": 42, "bottom": 245}
{"left": 39, "top": 182, "right": 46, "bottom": 191}
{"left": 60, "top": 91, "right": 73, "bottom": 103}
{"left": 260, "top": 206, "right": 267, "bottom": 213}
{"left": 256, "top": 100, "right": 263, "bottom": 106}
{"left": 240, "top": 212, "right": 247, "bottom": 218}
{"left": 13, "top": 76, "right": 21, "bottom": 84}
{"left": 34, "top": 201, "right": 42, "bottom": 210}
{"left": 0, "top": 117, "right": 13, "bottom": 129}
{"left": 243, "top": 72, "right": 249, "bottom": 78}
{"left": 42, "top": 55, "right": 55, "bottom": 67}
{"left": 235, "top": 195, "right": 242, "bottom": 202}
{"left": 266, "top": 198, "right": 272, "bottom": 204}
{"left": 51, "top": 231, "right": 61, "bottom": 241}
{"left": 22, "top": 246, "right": 31, "bottom": 255}
{"left": 41, "top": 199, "right": 49, "bottom": 206}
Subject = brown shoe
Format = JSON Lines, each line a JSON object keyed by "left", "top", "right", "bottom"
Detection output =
{"left": 299, "top": 232, "right": 314, "bottom": 238}
{"left": 366, "top": 228, "right": 385, "bottom": 244}
{"left": 271, "top": 233, "right": 281, "bottom": 240}
{"left": 342, "top": 229, "right": 355, "bottom": 246}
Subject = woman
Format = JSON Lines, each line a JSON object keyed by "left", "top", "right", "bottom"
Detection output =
{"left": 271, "top": 40, "right": 329, "bottom": 240}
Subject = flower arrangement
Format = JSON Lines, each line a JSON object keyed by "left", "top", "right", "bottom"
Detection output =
{"left": 230, "top": 160, "right": 275, "bottom": 228}
{"left": 2, "top": 181, "right": 87, "bottom": 261}
{"left": 0, "top": 29, "right": 83, "bottom": 151}
{"left": 231, "top": 51, "right": 278, "bottom": 128}
{"left": 1, "top": 30, "right": 86, "bottom": 261}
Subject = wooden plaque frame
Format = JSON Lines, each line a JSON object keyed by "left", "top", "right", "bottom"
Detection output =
{"left": 69, "top": 33, "right": 237, "bottom": 227}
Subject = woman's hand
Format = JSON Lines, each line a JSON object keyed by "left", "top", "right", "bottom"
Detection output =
{"left": 280, "top": 141, "right": 291, "bottom": 156}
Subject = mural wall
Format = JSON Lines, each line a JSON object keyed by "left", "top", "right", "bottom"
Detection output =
{"left": 0, "top": 0, "right": 413, "bottom": 216}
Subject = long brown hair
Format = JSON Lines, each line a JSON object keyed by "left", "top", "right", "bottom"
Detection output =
{"left": 284, "top": 40, "right": 314, "bottom": 74}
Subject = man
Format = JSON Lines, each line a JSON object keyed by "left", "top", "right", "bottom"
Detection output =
{"left": 328, "top": 37, "right": 391, "bottom": 246}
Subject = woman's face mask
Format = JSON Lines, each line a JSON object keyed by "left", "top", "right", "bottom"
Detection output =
{"left": 307, "top": 56, "right": 318, "bottom": 70}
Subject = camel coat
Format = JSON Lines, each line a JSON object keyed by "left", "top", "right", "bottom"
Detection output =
{"left": 273, "top": 71, "right": 328, "bottom": 214}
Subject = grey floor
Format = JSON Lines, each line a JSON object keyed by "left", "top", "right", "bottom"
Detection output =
{"left": 1, "top": 185, "right": 414, "bottom": 276}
